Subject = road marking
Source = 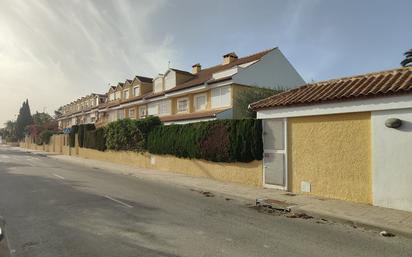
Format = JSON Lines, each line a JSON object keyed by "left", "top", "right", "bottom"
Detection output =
{"left": 104, "top": 195, "right": 133, "bottom": 208}
{"left": 53, "top": 174, "right": 65, "bottom": 180}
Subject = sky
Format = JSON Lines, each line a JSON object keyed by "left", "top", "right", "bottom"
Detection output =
{"left": 0, "top": 0, "right": 411, "bottom": 126}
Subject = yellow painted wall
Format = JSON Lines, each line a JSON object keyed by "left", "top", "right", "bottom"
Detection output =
{"left": 287, "top": 112, "right": 372, "bottom": 203}
{"left": 21, "top": 134, "right": 262, "bottom": 187}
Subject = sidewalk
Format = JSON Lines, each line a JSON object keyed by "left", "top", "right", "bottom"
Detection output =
{"left": 19, "top": 147, "right": 412, "bottom": 238}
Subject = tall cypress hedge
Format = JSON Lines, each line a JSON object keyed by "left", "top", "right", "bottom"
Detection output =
{"left": 105, "top": 116, "right": 161, "bottom": 151}
{"left": 69, "top": 125, "right": 79, "bottom": 147}
{"left": 78, "top": 124, "right": 96, "bottom": 148}
{"left": 84, "top": 128, "right": 106, "bottom": 151}
{"left": 147, "top": 119, "right": 263, "bottom": 163}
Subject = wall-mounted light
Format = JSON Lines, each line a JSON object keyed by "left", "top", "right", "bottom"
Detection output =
{"left": 385, "top": 118, "right": 402, "bottom": 129}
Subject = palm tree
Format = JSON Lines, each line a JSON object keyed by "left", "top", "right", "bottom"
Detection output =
{"left": 401, "top": 49, "right": 412, "bottom": 67}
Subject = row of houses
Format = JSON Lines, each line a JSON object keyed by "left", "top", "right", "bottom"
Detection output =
{"left": 56, "top": 46, "right": 412, "bottom": 213}
{"left": 57, "top": 48, "right": 305, "bottom": 129}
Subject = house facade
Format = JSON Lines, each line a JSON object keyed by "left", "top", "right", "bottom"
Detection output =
{"left": 58, "top": 93, "right": 106, "bottom": 130}
{"left": 251, "top": 67, "right": 412, "bottom": 212}
{"left": 58, "top": 47, "right": 305, "bottom": 128}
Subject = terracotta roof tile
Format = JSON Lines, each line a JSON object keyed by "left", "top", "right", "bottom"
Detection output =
{"left": 250, "top": 67, "right": 412, "bottom": 110}
{"left": 166, "top": 48, "right": 275, "bottom": 93}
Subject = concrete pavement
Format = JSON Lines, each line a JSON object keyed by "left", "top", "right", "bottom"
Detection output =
{"left": 1, "top": 145, "right": 412, "bottom": 256}
{"left": 32, "top": 146, "right": 412, "bottom": 238}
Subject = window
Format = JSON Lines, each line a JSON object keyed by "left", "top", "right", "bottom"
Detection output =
{"left": 117, "top": 110, "right": 124, "bottom": 120}
{"left": 123, "top": 90, "right": 129, "bottom": 99}
{"left": 139, "top": 106, "right": 147, "bottom": 118}
{"left": 128, "top": 108, "right": 135, "bottom": 119}
{"left": 109, "top": 93, "right": 115, "bottom": 101}
{"left": 148, "top": 102, "right": 159, "bottom": 115}
{"left": 133, "top": 86, "right": 140, "bottom": 96}
{"left": 115, "top": 91, "right": 121, "bottom": 100}
{"left": 194, "top": 93, "right": 207, "bottom": 111}
{"left": 159, "top": 100, "right": 171, "bottom": 115}
{"left": 108, "top": 111, "right": 117, "bottom": 122}
{"left": 211, "top": 86, "right": 231, "bottom": 108}
{"left": 177, "top": 98, "right": 189, "bottom": 113}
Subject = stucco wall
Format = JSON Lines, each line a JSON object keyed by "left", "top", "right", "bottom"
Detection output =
{"left": 287, "top": 112, "right": 372, "bottom": 203}
{"left": 232, "top": 48, "right": 305, "bottom": 90}
{"left": 21, "top": 134, "right": 262, "bottom": 187}
{"left": 78, "top": 148, "right": 262, "bottom": 187}
{"left": 372, "top": 108, "right": 412, "bottom": 212}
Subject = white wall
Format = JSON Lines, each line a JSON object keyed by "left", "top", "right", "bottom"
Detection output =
{"left": 232, "top": 48, "right": 305, "bottom": 90}
{"left": 164, "top": 71, "right": 176, "bottom": 91}
{"left": 372, "top": 108, "right": 412, "bottom": 212}
{"left": 154, "top": 77, "right": 164, "bottom": 93}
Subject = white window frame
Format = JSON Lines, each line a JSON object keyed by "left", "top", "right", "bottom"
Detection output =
{"left": 147, "top": 102, "right": 159, "bottom": 116}
{"left": 128, "top": 108, "right": 135, "bottom": 119}
{"left": 193, "top": 93, "right": 207, "bottom": 111}
{"left": 211, "top": 86, "right": 231, "bottom": 108}
{"left": 123, "top": 89, "right": 129, "bottom": 99}
{"left": 177, "top": 97, "right": 189, "bottom": 113}
{"left": 117, "top": 109, "right": 125, "bottom": 120}
{"left": 115, "top": 91, "right": 121, "bottom": 100}
{"left": 139, "top": 106, "right": 147, "bottom": 118}
{"left": 133, "top": 86, "right": 140, "bottom": 96}
{"left": 159, "top": 100, "right": 171, "bottom": 116}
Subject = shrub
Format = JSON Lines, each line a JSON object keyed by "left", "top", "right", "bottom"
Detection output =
{"left": 104, "top": 116, "right": 161, "bottom": 151}
{"left": 84, "top": 128, "right": 106, "bottom": 151}
{"left": 35, "top": 130, "right": 54, "bottom": 145}
{"left": 147, "top": 119, "right": 263, "bottom": 163}
{"left": 69, "top": 125, "right": 79, "bottom": 147}
{"left": 40, "top": 130, "right": 54, "bottom": 145}
{"left": 95, "top": 128, "right": 106, "bottom": 151}
{"left": 78, "top": 124, "right": 96, "bottom": 148}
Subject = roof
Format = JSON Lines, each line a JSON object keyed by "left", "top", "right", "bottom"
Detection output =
{"left": 160, "top": 108, "right": 230, "bottom": 122}
{"left": 170, "top": 68, "right": 194, "bottom": 77}
{"left": 135, "top": 75, "right": 153, "bottom": 83}
{"left": 250, "top": 67, "right": 412, "bottom": 110}
{"left": 166, "top": 48, "right": 275, "bottom": 93}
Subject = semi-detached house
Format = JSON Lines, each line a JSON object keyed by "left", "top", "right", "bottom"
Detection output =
{"left": 57, "top": 47, "right": 305, "bottom": 128}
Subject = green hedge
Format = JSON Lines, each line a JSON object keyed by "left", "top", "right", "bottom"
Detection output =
{"left": 69, "top": 125, "right": 79, "bottom": 147}
{"left": 147, "top": 119, "right": 263, "bottom": 162}
{"left": 78, "top": 124, "right": 96, "bottom": 148}
{"left": 105, "top": 116, "right": 161, "bottom": 151}
{"left": 84, "top": 128, "right": 106, "bottom": 151}
{"left": 40, "top": 130, "right": 54, "bottom": 145}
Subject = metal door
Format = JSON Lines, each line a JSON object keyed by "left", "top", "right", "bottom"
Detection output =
{"left": 263, "top": 119, "right": 287, "bottom": 188}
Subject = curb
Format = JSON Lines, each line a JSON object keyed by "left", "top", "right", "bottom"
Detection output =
{"left": 292, "top": 206, "right": 412, "bottom": 239}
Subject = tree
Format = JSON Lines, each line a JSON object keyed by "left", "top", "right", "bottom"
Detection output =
{"left": 28, "top": 112, "right": 58, "bottom": 145}
{"left": 401, "top": 49, "right": 412, "bottom": 67}
{"left": 15, "top": 100, "right": 33, "bottom": 140}
{"left": 32, "top": 112, "right": 53, "bottom": 125}
{"left": 2, "top": 120, "right": 17, "bottom": 142}
{"left": 234, "top": 87, "right": 284, "bottom": 118}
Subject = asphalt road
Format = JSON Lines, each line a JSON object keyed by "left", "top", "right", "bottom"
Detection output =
{"left": 0, "top": 145, "right": 411, "bottom": 257}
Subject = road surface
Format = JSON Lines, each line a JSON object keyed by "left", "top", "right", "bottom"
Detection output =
{"left": 0, "top": 145, "right": 411, "bottom": 257}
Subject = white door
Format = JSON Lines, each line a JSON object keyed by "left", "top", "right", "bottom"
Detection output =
{"left": 263, "top": 119, "right": 287, "bottom": 189}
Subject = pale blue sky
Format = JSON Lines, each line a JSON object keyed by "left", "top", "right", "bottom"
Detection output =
{"left": 0, "top": 0, "right": 411, "bottom": 125}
